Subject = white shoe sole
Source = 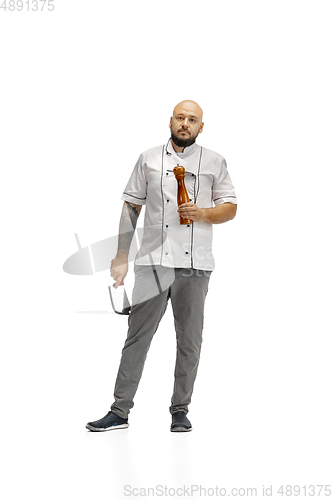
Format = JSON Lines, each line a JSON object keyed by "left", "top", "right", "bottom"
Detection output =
{"left": 170, "top": 426, "right": 192, "bottom": 432}
{"left": 86, "top": 423, "right": 129, "bottom": 432}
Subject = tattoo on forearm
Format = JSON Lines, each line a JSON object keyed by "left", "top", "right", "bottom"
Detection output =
{"left": 118, "top": 202, "right": 142, "bottom": 255}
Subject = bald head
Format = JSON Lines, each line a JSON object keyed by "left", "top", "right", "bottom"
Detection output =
{"left": 169, "top": 100, "right": 204, "bottom": 151}
{"left": 172, "top": 100, "right": 203, "bottom": 122}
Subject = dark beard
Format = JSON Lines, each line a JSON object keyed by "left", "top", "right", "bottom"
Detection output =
{"left": 171, "top": 131, "right": 196, "bottom": 149}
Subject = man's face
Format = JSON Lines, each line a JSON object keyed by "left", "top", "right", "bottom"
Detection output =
{"left": 169, "top": 103, "right": 204, "bottom": 149}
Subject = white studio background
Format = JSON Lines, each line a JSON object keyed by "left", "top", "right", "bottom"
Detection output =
{"left": 1, "top": 1, "right": 332, "bottom": 499}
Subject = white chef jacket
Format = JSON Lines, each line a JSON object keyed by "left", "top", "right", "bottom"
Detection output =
{"left": 121, "top": 139, "right": 237, "bottom": 271}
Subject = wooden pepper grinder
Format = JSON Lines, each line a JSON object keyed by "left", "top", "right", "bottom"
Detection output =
{"left": 173, "top": 166, "right": 192, "bottom": 225}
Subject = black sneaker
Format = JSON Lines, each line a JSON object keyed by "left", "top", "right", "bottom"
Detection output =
{"left": 170, "top": 411, "right": 192, "bottom": 432}
{"left": 86, "top": 411, "right": 129, "bottom": 432}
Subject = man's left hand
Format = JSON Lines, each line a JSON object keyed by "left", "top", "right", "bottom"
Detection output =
{"left": 177, "top": 202, "right": 203, "bottom": 222}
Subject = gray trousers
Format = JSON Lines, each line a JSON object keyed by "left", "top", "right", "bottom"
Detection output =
{"left": 110, "top": 265, "right": 211, "bottom": 419}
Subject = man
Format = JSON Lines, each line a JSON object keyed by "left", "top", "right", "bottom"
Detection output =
{"left": 86, "top": 100, "right": 237, "bottom": 432}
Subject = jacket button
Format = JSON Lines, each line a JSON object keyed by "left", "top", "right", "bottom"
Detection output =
{"left": 185, "top": 252, "right": 189, "bottom": 254}
{"left": 167, "top": 199, "right": 170, "bottom": 202}
{"left": 166, "top": 225, "right": 168, "bottom": 228}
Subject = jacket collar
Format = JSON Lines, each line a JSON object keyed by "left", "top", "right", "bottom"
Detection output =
{"left": 165, "top": 138, "right": 199, "bottom": 159}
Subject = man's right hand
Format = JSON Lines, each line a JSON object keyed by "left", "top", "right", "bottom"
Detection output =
{"left": 110, "top": 256, "right": 129, "bottom": 289}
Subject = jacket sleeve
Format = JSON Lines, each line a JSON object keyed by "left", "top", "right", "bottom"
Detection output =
{"left": 121, "top": 154, "right": 147, "bottom": 205}
{"left": 212, "top": 157, "right": 237, "bottom": 206}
